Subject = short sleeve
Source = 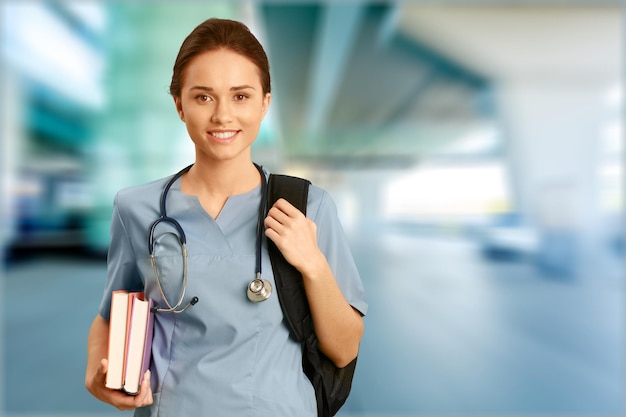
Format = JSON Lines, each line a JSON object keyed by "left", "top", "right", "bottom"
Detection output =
{"left": 308, "top": 187, "right": 368, "bottom": 316}
{"left": 97, "top": 192, "right": 144, "bottom": 320}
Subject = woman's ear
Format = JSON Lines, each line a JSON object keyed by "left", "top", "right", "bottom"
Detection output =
{"left": 173, "top": 97, "right": 185, "bottom": 122}
{"left": 261, "top": 93, "right": 271, "bottom": 117}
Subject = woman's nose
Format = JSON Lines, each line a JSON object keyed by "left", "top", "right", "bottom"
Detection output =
{"left": 210, "top": 101, "right": 233, "bottom": 124}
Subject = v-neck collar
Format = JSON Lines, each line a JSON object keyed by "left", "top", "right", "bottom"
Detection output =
{"left": 169, "top": 175, "right": 263, "bottom": 228}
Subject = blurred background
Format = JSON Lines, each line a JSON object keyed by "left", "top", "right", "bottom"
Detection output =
{"left": 1, "top": 1, "right": 624, "bottom": 416}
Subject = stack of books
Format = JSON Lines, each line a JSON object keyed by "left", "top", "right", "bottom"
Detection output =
{"left": 105, "top": 291, "right": 154, "bottom": 395}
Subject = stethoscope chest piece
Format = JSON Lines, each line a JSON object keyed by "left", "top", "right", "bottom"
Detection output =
{"left": 247, "top": 277, "right": 272, "bottom": 302}
{"left": 152, "top": 163, "right": 273, "bottom": 311}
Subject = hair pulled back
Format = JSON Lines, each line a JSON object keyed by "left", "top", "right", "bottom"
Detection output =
{"left": 169, "top": 18, "right": 271, "bottom": 97}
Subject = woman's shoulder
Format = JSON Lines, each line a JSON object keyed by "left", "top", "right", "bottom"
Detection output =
{"left": 306, "top": 182, "right": 329, "bottom": 205}
{"left": 305, "top": 183, "right": 338, "bottom": 221}
{"left": 265, "top": 170, "right": 334, "bottom": 219}
{"left": 115, "top": 175, "right": 171, "bottom": 207}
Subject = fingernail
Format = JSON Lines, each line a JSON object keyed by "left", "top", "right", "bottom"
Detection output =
{"left": 145, "top": 370, "right": 151, "bottom": 381}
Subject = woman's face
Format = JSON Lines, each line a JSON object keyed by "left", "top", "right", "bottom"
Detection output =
{"left": 174, "top": 48, "right": 271, "bottom": 164}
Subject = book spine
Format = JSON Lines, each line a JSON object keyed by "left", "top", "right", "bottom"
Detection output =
{"left": 141, "top": 299, "right": 155, "bottom": 378}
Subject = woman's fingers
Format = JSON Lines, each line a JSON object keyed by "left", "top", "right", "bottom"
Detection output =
{"left": 133, "top": 370, "right": 154, "bottom": 408}
{"left": 266, "top": 199, "right": 296, "bottom": 228}
{"left": 93, "top": 358, "right": 153, "bottom": 410}
{"left": 265, "top": 199, "right": 305, "bottom": 234}
{"left": 98, "top": 358, "right": 108, "bottom": 379}
{"left": 265, "top": 198, "right": 321, "bottom": 274}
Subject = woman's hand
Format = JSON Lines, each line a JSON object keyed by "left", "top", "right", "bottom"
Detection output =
{"left": 264, "top": 197, "right": 363, "bottom": 367}
{"left": 86, "top": 358, "right": 153, "bottom": 411}
{"left": 264, "top": 198, "right": 324, "bottom": 276}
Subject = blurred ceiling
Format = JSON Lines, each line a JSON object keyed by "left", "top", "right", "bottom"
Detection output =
{"left": 257, "top": 2, "right": 622, "bottom": 166}
{"left": 8, "top": 2, "right": 619, "bottom": 169}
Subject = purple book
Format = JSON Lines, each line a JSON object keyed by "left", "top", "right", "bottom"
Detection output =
{"left": 141, "top": 299, "right": 155, "bottom": 380}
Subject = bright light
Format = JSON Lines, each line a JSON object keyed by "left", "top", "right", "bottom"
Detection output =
{"left": 603, "top": 122, "right": 623, "bottom": 154}
{"left": 442, "top": 125, "right": 499, "bottom": 155}
{"left": 383, "top": 162, "right": 511, "bottom": 221}
{"left": 3, "top": 3, "right": 105, "bottom": 109}
{"left": 605, "top": 83, "right": 623, "bottom": 107}
{"left": 598, "top": 83, "right": 623, "bottom": 213}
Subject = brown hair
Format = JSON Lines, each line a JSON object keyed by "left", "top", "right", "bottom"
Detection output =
{"left": 169, "top": 18, "right": 271, "bottom": 97}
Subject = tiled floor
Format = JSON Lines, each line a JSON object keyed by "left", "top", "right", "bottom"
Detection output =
{"left": 3, "top": 230, "right": 624, "bottom": 417}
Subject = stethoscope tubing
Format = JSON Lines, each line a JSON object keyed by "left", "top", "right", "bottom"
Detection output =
{"left": 148, "top": 163, "right": 270, "bottom": 313}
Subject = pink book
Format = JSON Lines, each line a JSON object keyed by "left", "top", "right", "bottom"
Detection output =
{"left": 105, "top": 290, "right": 130, "bottom": 390}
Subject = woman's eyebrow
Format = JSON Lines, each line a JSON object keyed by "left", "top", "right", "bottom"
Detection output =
{"left": 189, "top": 85, "right": 256, "bottom": 92}
{"left": 231, "top": 85, "right": 255, "bottom": 91}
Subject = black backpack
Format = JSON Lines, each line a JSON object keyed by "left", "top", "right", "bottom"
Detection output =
{"left": 267, "top": 174, "right": 358, "bottom": 417}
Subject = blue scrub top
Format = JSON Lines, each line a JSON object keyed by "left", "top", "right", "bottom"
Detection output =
{"left": 98, "top": 168, "right": 368, "bottom": 417}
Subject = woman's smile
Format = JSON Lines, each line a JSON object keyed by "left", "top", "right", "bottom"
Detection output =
{"left": 209, "top": 130, "right": 240, "bottom": 143}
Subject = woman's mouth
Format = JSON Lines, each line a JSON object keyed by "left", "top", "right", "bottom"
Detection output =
{"left": 209, "top": 130, "right": 239, "bottom": 142}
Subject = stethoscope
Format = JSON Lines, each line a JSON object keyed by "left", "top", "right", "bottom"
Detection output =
{"left": 148, "top": 163, "right": 273, "bottom": 314}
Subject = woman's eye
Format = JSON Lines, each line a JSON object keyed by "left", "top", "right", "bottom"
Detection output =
{"left": 196, "top": 94, "right": 210, "bottom": 102}
{"left": 234, "top": 94, "right": 248, "bottom": 101}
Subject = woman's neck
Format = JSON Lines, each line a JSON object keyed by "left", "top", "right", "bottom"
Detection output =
{"left": 180, "top": 159, "right": 261, "bottom": 218}
{"left": 186, "top": 157, "right": 260, "bottom": 192}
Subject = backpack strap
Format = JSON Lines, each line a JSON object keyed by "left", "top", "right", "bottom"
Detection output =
{"left": 267, "top": 174, "right": 310, "bottom": 214}
{"left": 266, "top": 174, "right": 311, "bottom": 342}
{"left": 267, "top": 173, "right": 356, "bottom": 417}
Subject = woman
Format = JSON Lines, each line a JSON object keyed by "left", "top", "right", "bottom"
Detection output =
{"left": 85, "top": 17, "right": 367, "bottom": 416}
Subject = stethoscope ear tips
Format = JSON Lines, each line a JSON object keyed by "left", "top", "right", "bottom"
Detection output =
{"left": 247, "top": 278, "right": 272, "bottom": 302}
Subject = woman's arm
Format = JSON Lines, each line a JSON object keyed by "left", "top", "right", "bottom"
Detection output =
{"left": 297, "top": 253, "right": 364, "bottom": 368}
{"left": 264, "top": 198, "right": 364, "bottom": 368}
{"left": 85, "top": 315, "right": 153, "bottom": 410}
